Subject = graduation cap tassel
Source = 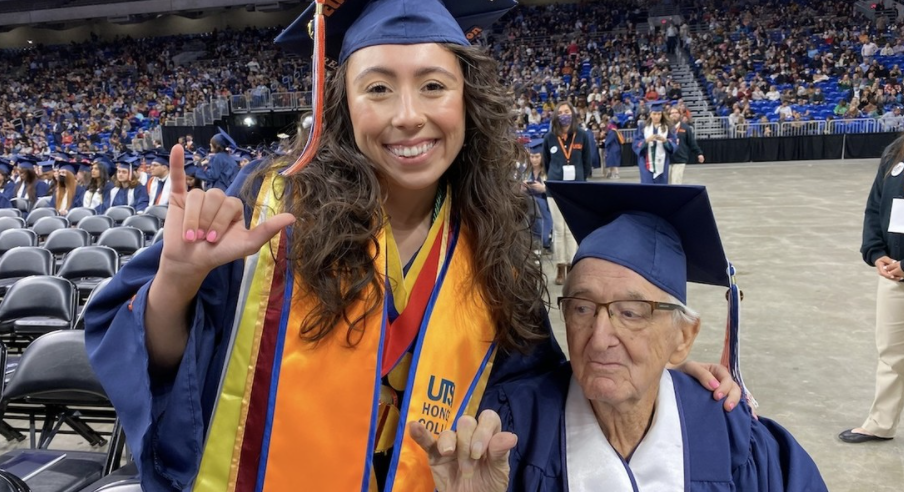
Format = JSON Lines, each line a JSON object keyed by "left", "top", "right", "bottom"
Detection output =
{"left": 720, "top": 262, "right": 757, "bottom": 408}
{"left": 282, "top": 0, "right": 326, "bottom": 176}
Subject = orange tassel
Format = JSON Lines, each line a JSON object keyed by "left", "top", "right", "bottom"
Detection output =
{"left": 282, "top": 0, "right": 326, "bottom": 176}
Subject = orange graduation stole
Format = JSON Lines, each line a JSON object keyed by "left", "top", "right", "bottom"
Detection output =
{"left": 192, "top": 176, "right": 497, "bottom": 491}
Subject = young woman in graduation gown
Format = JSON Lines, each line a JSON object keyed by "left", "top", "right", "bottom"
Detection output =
{"left": 84, "top": 2, "right": 738, "bottom": 491}
{"left": 632, "top": 102, "right": 678, "bottom": 184}
{"left": 49, "top": 163, "right": 85, "bottom": 215}
{"left": 83, "top": 160, "right": 113, "bottom": 211}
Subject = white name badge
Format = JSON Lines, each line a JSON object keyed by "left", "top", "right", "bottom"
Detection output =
{"left": 893, "top": 162, "right": 904, "bottom": 177}
{"left": 563, "top": 165, "right": 576, "bottom": 181}
{"left": 890, "top": 198, "right": 904, "bottom": 233}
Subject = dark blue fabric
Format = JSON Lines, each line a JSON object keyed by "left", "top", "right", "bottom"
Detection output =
{"left": 0, "top": 181, "right": 13, "bottom": 200}
{"left": 490, "top": 368, "right": 827, "bottom": 491}
{"left": 585, "top": 129, "right": 601, "bottom": 170}
{"left": 604, "top": 130, "right": 622, "bottom": 168}
{"left": 195, "top": 153, "right": 238, "bottom": 192}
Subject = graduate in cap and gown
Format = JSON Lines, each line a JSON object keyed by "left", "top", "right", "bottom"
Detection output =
{"left": 195, "top": 128, "right": 239, "bottom": 191}
{"left": 84, "top": 156, "right": 114, "bottom": 211}
{"left": 0, "top": 159, "right": 15, "bottom": 201}
{"left": 523, "top": 139, "right": 552, "bottom": 252}
{"left": 633, "top": 100, "right": 677, "bottom": 184}
{"left": 145, "top": 151, "right": 173, "bottom": 207}
{"left": 12, "top": 156, "right": 49, "bottom": 204}
{"left": 49, "top": 162, "right": 86, "bottom": 215}
{"left": 100, "top": 157, "right": 149, "bottom": 214}
{"left": 84, "top": 1, "right": 740, "bottom": 491}
{"left": 473, "top": 182, "right": 828, "bottom": 491}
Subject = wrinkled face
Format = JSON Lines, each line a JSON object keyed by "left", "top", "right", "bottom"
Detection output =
{"left": 563, "top": 259, "right": 698, "bottom": 407}
{"left": 345, "top": 43, "right": 466, "bottom": 194}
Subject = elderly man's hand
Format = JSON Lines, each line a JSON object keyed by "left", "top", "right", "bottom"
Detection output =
{"left": 672, "top": 360, "right": 742, "bottom": 412}
{"left": 409, "top": 410, "right": 515, "bottom": 492}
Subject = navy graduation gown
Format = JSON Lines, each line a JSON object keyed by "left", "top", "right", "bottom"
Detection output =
{"left": 0, "top": 181, "right": 14, "bottom": 201}
{"left": 195, "top": 152, "right": 238, "bottom": 192}
{"left": 100, "top": 185, "right": 149, "bottom": 214}
{"left": 84, "top": 170, "right": 567, "bottom": 491}
{"left": 49, "top": 185, "right": 86, "bottom": 212}
{"left": 489, "top": 367, "right": 827, "bottom": 491}
{"left": 13, "top": 180, "right": 50, "bottom": 202}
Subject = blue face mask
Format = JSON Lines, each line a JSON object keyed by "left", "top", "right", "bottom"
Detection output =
{"left": 558, "top": 114, "right": 573, "bottom": 127}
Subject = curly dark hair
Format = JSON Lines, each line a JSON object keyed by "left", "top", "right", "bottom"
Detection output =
{"left": 249, "top": 44, "right": 548, "bottom": 351}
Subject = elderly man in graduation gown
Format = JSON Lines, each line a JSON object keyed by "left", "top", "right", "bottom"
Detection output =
{"left": 474, "top": 183, "right": 828, "bottom": 491}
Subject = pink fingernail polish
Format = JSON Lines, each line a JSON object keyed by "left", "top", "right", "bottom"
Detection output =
{"left": 207, "top": 231, "right": 218, "bottom": 242}
{"left": 709, "top": 379, "right": 720, "bottom": 389}
{"left": 729, "top": 402, "right": 736, "bottom": 410}
{"left": 197, "top": 229, "right": 206, "bottom": 241}
{"left": 716, "top": 392, "right": 724, "bottom": 400}
{"left": 185, "top": 230, "right": 195, "bottom": 242}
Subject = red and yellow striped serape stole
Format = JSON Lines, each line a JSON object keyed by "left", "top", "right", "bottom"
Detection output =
{"left": 192, "top": 174, "right": 498, "bottom": 491}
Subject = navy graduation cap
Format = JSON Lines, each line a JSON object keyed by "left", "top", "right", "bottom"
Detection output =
{"left": 183, "top": 163, "right": 200, "bottom": 178}
{"left": 93, "top": 155, "right": 115, "bottom": 175}
{"left": 275, "top": 0, "right": 514, "bottom": 63}
{"left": 151, "top": 151, "right": 170, "bottom": 167}
{"left": 546, "top": 181, "right": 750, "bottom": 399}
{"left": 527, "top": 138, "right": 543, "bottom": 154}
{"left": 211, "top": 127, "right": 237, "bottom": 150}
{"left": 14, "top": 155, "right": 39, "bottom": 171}
{"left": 649, "top": 100, "right": 668, "bottom": 112}
{"left": 38, "top": 160, "right": 55, "bottom": 174}
{"left": 274, "top": 0, "right": 517, "bottom": 175}
{"left": 546, "top": 182, "right": 729, "bottom": 303}
{"left": 58, "top": 162, "right": 77, "bottom": 175}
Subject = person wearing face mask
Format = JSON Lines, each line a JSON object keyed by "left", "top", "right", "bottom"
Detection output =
{"left": 49, "top": 163, "right": 85, "bottom": 216}
{"left": 543, "top": 101, "right": 593, "bottom": 285}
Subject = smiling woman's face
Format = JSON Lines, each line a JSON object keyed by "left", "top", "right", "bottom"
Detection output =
{"left": 345, "top": 43, "right": 466, "bottom": 194}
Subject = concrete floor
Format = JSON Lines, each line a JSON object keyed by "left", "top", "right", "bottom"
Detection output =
{"left": 544, "top": 159, "right": 904, "bottom": 491}
{"left": 0, "top": 158, "right": 899, "bottom": 490}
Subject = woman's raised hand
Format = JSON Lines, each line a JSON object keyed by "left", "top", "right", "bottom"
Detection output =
{"left": 409, "top": 410, "right": 515, "bottom": 492}
{"left": 161, "top": 145, "right": 295, "bottom": 279}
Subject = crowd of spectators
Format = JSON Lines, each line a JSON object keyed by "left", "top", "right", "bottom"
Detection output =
{"left": 494, "top": 1, "right": 695, "bottom": 142}
{"left": 0, "top": 27, "right": 311, "bottom": 158}
{"left": 7, "top": 0, "right": 904, "bottom": 155}
{"left": 683, "top": 0, "right": 904, "bottom": 134}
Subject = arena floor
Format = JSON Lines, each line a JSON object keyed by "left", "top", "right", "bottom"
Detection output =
{"left": 544, "top": 158, "right": 903, "bottom": 491}
{"left": 0, "top": 158, "right": 898, "bottom": 490}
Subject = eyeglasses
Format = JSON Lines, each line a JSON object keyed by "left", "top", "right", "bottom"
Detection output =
{"left": 557, "top": 297, "right": 686, "bottom": 331}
